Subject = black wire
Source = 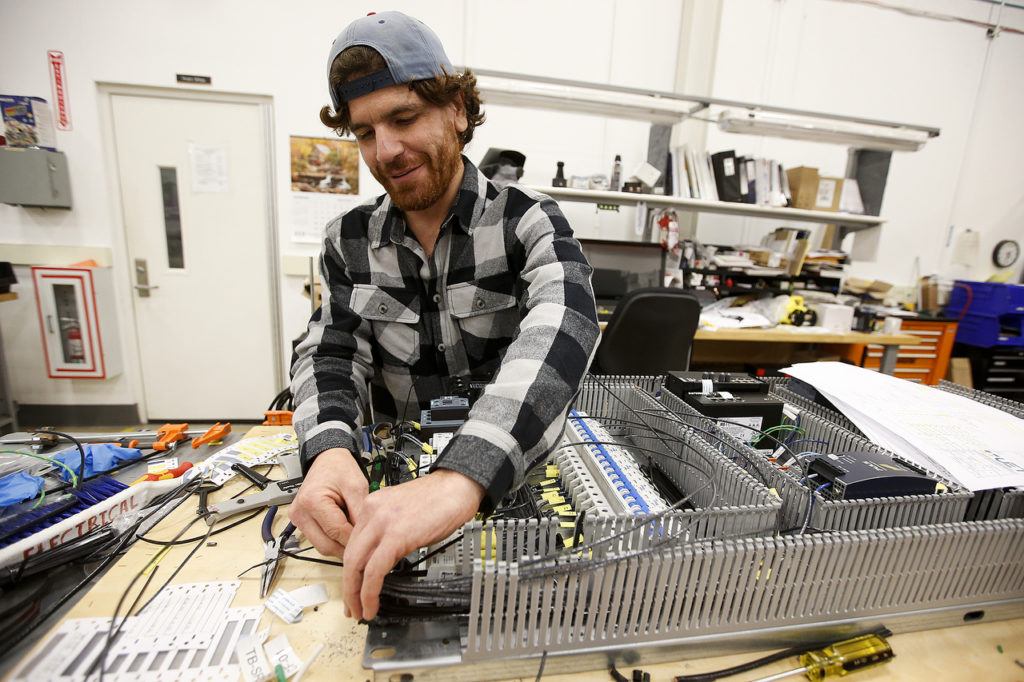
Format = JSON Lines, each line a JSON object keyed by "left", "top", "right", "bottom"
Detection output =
{"left": 280, "top": 548, "right": 343, "bottom": 566}
{"left": 403, "top": 533, "right": 464, "bottom": 570}
{"left": 136, "top": 521, "right": 215, "bottom": 614}
{"left": 136, "top": 509, "right": 262, "bottom": 546}
{"left": 95, "top": 516, "right": 213, "bottom": 680}
{"left": 34, "top": 429, "right": 87, "bottom": 488}
{"left": 268, "top": 387, "right": 292, "bottom": 412}
{"left": 122, "top": 565, "right": 160, "bottom": 621}
{"left": 0, "top": 475, "right": 202, "bottom": 653}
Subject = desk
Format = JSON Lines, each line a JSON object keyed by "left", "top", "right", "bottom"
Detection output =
{"left": 691, "top": 328, "right": 920, "bottom": 374}
{"left": 10, "top": 425, "right": 1023, "bottom": 681}
{"left": 595, "top": 322, "right": 921, "bottom": 374}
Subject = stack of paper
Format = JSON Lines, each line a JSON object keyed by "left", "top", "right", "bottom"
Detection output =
{"left": 783, "top": 362, "right": 1024, "bottom": 492}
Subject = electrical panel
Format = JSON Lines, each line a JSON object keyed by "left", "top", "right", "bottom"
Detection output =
{"left": 0, "top": 148, "right": 72, "bottom": 208}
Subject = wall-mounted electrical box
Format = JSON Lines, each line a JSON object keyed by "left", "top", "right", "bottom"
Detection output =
{"left": 0, "top": 147, "right": 72, "bottom": 208}
{"left": 32, "top": 266, "right": 122, "bottom": 379}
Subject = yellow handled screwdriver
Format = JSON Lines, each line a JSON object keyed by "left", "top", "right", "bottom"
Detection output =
{"left": 751, "top": 634, "right": 894, "bottom": 681}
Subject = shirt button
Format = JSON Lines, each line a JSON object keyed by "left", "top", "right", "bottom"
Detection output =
{"left": 378, "top": 303, "right": 388, "bottom": 314}
{"left": 432, "top": 293, "right": 441, "bottom": 303}
{"left": 437, "top": 343, "right": 446, "bottom": 353}
{"left": 475, "top": 297, "right": 486, "bottom": 309}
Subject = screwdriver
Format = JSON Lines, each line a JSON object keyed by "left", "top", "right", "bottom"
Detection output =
{"left": 751, "top": 634, "right": 894, "bottom": 681}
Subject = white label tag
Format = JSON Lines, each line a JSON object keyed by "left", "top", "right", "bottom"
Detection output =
{"left": 723, "top": 157, "right": 735, "bottom": 176}
{"left": 236, "top": 633, "right": 273, "bottom": 682}
{"left": 266, "top": 588, "right": 303, "bottom": 624}
{"left": 264, "top": 634, "right": 303, "bottom": 677}
{"left": 288, "top": 583, "right": 329, "bottom": 609}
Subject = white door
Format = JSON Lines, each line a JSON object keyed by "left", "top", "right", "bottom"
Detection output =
{"left": 110, "top": 93, "right": 279, "bottom": 420}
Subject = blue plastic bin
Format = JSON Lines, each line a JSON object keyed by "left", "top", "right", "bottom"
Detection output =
{"left": 946, "top": 280, "right": 1024, "bottom": 317}
{"left": 952, "top": 312, "right": 1024, "bottom": 348}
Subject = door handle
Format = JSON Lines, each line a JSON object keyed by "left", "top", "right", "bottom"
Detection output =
{"left": 46, "top": 314, "right": 54, "bottom": 334}
{"left": 134, "top": 257, "right": 156, "bottom": 297}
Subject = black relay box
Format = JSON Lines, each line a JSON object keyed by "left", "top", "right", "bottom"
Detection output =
{"left": 665, "top": 371, "right": 769, "bottom": 396}
{"left": 664, "top": 372, "right": 783, "bottom": 449}
{"left": 806, "top": 450, "right": 940, "bottom": 500}
{"left": 420, "top": 396, "right": 470, "bottom": 437}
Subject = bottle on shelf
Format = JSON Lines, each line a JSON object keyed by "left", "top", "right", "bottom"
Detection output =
{"left": 610, "top": 154, "right": 622, "bottom": 191}
{"left": 552, "top": 161, "right": 567, "bottom": 188}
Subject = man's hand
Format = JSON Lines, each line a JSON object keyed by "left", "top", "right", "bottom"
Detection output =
{"left": 290, "top": 448, "right": 368, "bottom": 558}
{"left": 342, "top": 470, "right": 484, "bottom": 621}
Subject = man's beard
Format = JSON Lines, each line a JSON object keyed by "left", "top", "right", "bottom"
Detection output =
{"left": 375, "top": 125, "right": 462, "bottom": 212}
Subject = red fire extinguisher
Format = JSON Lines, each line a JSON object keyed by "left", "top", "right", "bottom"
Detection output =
{"left": 66, "top": 322, "right": 85, "bottom": 362}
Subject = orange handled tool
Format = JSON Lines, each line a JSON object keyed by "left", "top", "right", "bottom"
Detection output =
{"left": 192, "top": 422, "right": 232, "bottom": 448}
{"left": 153, "top": 423, "right": 189, "bottom": 452}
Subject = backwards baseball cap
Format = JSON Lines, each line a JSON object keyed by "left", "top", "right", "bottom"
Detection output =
{"left": 327, "top": 11, "right": 454, "bottom": 111}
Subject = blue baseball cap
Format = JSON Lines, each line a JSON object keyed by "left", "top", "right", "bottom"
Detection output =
{"left": 327, "top": 11, "right": 454, "bottom": 111}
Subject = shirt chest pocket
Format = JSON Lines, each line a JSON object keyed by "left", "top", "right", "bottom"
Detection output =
{"left": 447, "top": 279, "right": 518, "bottom": 341}
{"left": 350, "top": 284, "right": 421, "bottom": 366}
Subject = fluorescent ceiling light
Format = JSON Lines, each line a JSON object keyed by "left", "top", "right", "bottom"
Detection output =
{"left": 717, "top": 109, "right": 931, "bottom": 152}
{"left": 474, "top": 74, "right": 693, "bottom": 125}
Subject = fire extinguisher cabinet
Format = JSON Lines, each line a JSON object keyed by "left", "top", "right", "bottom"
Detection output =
{"left": 32, "top": 266, "right": 123, "bottom": 379}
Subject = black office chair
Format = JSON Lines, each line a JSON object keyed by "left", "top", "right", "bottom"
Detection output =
{"left": 592, "top": 287, "right": 701, "bottom": 374}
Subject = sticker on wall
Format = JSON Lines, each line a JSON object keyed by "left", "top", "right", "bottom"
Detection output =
{"left": 188, "top": 142, "right": 229, "bottom": 193}
{"left": 47, "top": 50, "right": 72, "bottom": 131}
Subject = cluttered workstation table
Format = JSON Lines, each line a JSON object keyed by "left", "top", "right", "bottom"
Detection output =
{"left": 691, "top": 328, "right": 919, "bottom": 375}
{"left": 5, "top": 413, "right": 1024, "bottom": 682}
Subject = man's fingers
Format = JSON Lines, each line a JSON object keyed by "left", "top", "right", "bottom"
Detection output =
{"left": 342, "top": 519, "right": 382, "bottom": 622}
{"left": 360, "top": 542, "right": 402, "bottom": 621}
{"left": 297, "top": 518, "right": 346, "bottom": 558}
{"left": 309, "top": 498, "right": 355, "bottom": 547}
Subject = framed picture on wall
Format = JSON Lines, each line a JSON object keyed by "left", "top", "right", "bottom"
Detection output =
{"left": 290, "top": 135, "right": 359, "bottom": 194}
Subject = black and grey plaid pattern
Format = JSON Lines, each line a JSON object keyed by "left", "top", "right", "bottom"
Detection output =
{"left": 291, "top": 156, "right": 600, "bottom": 512}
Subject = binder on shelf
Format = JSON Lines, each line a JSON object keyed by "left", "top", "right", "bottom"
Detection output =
{"left": 711, "top": 150, "right": 742, "bottom": 202}
{"left": 754, "top": 158, "right": 770, "bottom": 206}
{"left": 673, "top": 148, "right": 691, "bottom": 198}
{"left": 688, "top": 147, "right": 704, "bottom": 200}
{"left": 743, "top": 157, "right": 757, "bottom": 203}
{"left": 702, "top": 152, "right": 720, "bottom": 201}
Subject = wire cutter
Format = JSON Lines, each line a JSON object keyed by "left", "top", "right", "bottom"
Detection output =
{"left": 205, "top": 450, "right": 303, "bottom": 524}
{"left": 261, "top": 505, "right": 297, "bottom": 598}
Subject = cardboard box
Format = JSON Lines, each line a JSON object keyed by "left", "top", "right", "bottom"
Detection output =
{"left": 0, "top": 95, "right": 56, "bottom": 150}
{"left": 786, "top": 166, "right": 843, "bottom": 212}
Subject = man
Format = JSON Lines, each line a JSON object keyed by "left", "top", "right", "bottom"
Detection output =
{"left": 289, "top": 11, "right": 599, "bottom": 622}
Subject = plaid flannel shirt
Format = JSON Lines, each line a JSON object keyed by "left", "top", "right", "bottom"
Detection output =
{"left": 290, "top": 156, "right": 600, "bottom": 512}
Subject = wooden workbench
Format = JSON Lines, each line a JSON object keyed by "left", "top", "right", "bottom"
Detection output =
{"left": 10, "top": 425, "right": 1023, "bottom": 681}
{"left": 596, "top": 323, "right": 920, "bottom": 374}
{"left": 691, "top": 328, "right": 920, "bottom": 374}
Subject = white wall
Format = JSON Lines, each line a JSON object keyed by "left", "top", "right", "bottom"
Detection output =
{"left": 2, "top": 0, "right": 1021, "bottom": 416}
{"left": 694, "top": 0, "right": 1024, "bottom": 285}
{"left": 0, "top": 0, "right": 680, "bottom": 414}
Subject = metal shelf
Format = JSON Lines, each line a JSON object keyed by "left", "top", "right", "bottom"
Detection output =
{"left": 527, "top": 185, "right": 884, "bottom": 229}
